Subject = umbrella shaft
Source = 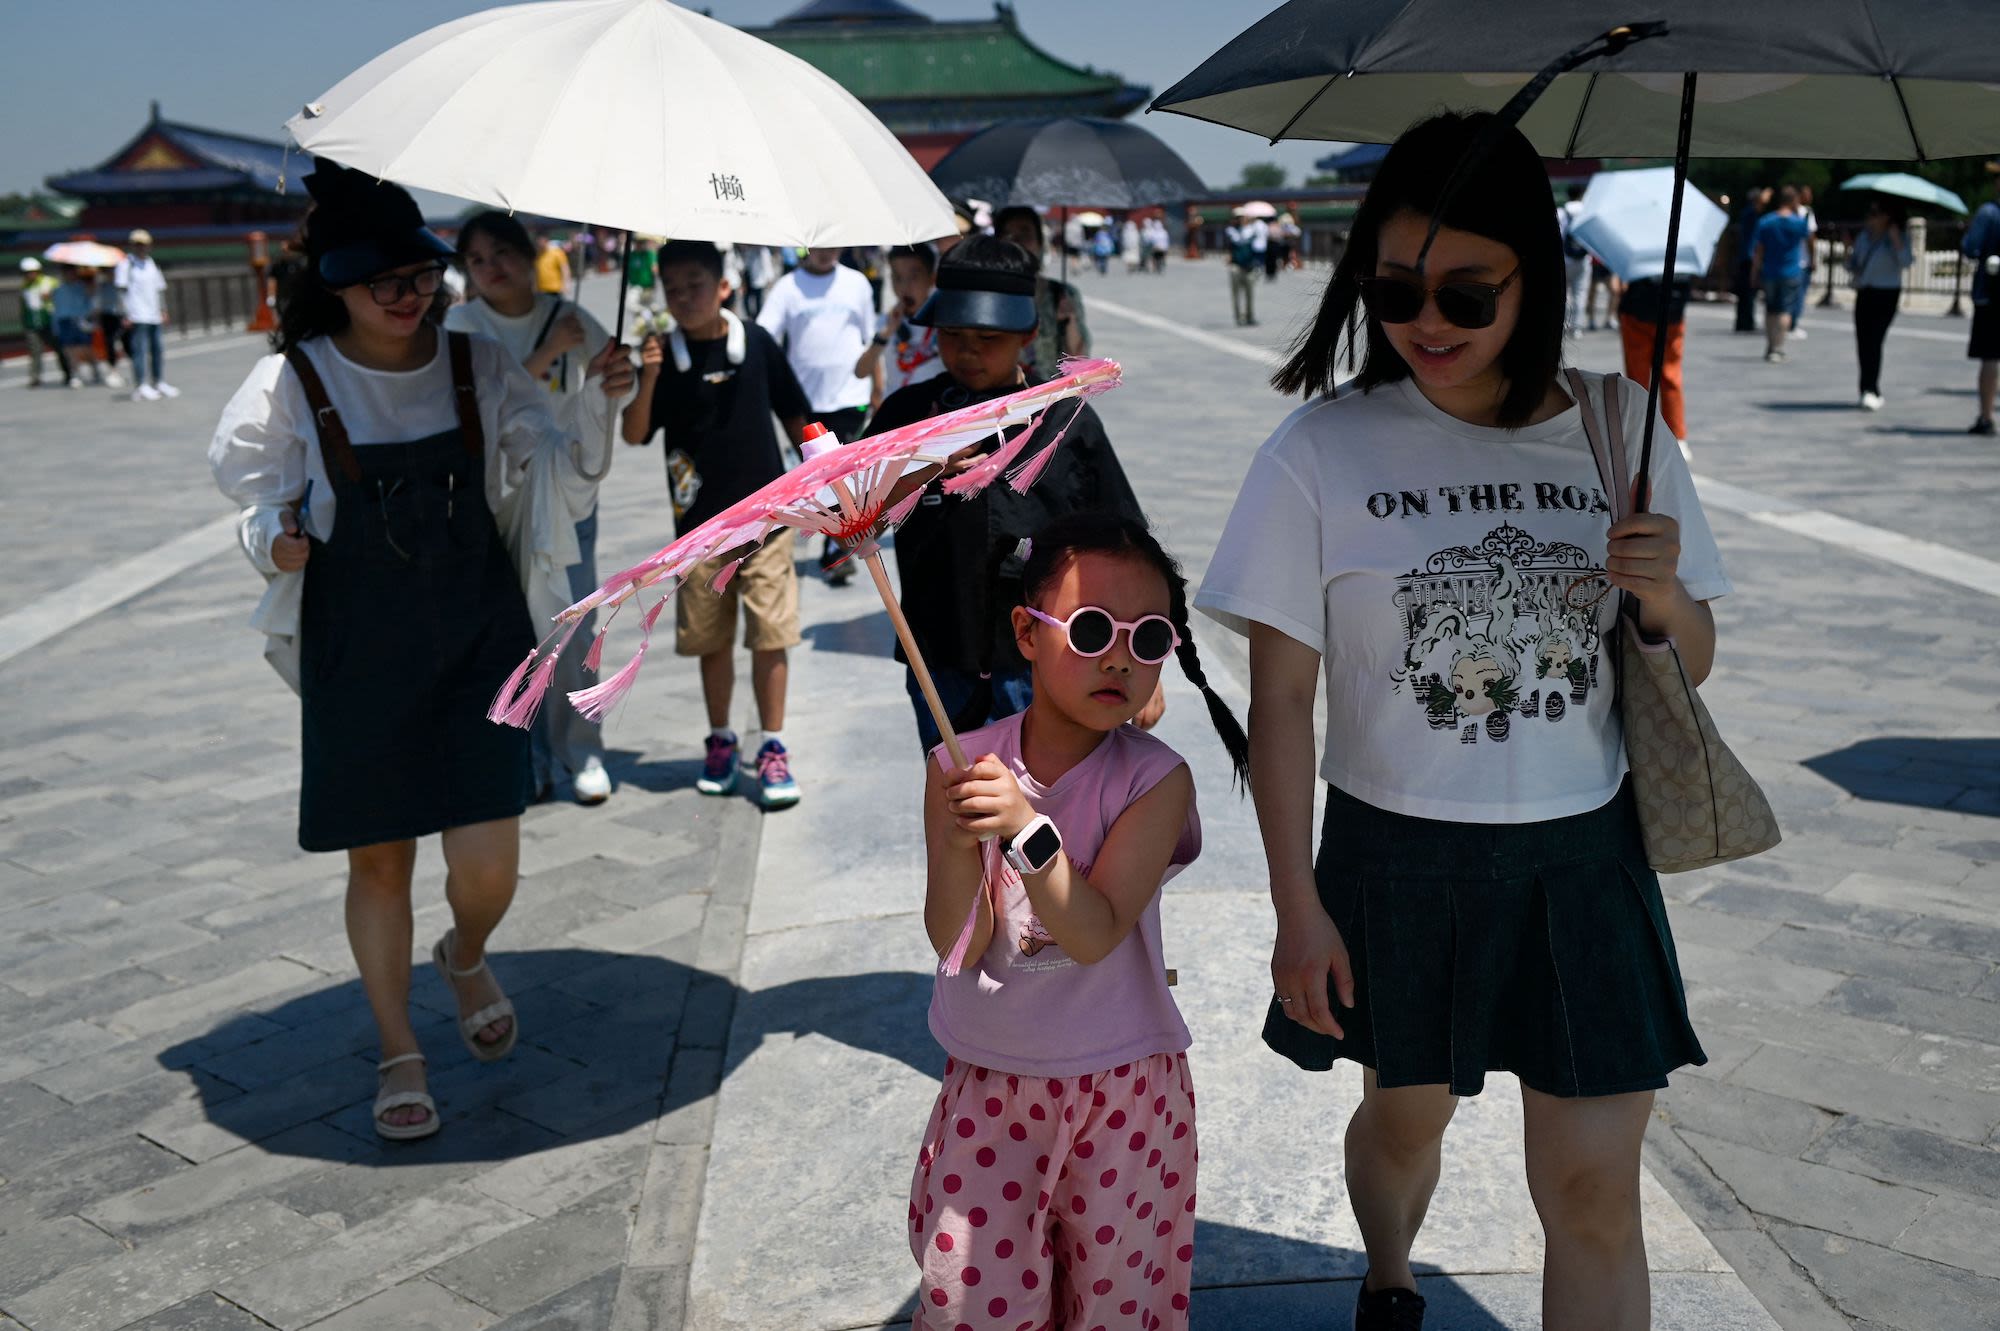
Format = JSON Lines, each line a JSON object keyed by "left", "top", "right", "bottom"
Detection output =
{"left": 1639, "top": 72, "right": 1698, "bottom": 515}
{"left": 864, "top": 549, "right": 970, "bottom": 771}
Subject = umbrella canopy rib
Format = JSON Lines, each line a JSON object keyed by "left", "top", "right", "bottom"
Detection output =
{"left": 1271, "top": 70, "right": 1351, "bottom": 147}
{"left": 1561, "top": 70, "right": 1598, "bottom": 161}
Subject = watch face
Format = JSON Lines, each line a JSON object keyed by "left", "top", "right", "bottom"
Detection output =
{"left": 1020, "top": 822, "right": 1062, "bottom": 869}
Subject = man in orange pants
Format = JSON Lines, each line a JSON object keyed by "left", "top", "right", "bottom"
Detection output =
{"left": 1618, "top": 275, "right": 1690, "bottom": 452}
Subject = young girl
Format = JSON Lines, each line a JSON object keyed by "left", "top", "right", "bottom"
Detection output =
{"left": 449, "top": 210, "right": 618, "bottom": 805}
{"left": 209, "top": 160, "right": 633, "bottom": 1141}
{"left": 1196, "top": 113, "right": 1731, "bottom": 1331}
{"left": 910, "top": 512, "right": 1248, "bottom": 1331}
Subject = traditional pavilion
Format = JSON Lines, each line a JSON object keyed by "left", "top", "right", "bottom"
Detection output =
{"left": 745, "top": 0, "right": 1149, "bottom": 170}
{"left": 44, "top": 103, "right": 303, "bottom": 237}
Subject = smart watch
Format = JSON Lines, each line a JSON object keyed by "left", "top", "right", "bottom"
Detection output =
{"left": 1003, "top": 815, "right": 1062, "bottom": 875}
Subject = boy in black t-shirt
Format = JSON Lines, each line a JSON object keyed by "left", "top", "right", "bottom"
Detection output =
{"left": 866, "top": 235, "right": 1154, "bottom": 750}
{"left": 621, "top": 241, "right": 811, "bottom": 808}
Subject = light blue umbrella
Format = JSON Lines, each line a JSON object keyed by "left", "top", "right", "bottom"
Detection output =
{"left": 1570, "top": 166, "right": 1728, "bottom": 284}
{"left": 1839, "top": 172, "right": 1969, "bottom": 215}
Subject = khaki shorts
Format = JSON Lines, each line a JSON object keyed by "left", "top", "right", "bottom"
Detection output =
{"left": 676, "top": 534, "right": 802, "bottom": 657}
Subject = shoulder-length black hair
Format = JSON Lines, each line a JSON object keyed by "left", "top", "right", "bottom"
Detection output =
{"left": 1272, "top": 110, "right": 1566, "bottom": 427}
{"left": 457, "top": 210, "right": 536, "bottom": 262}
{"left": 271, "top": 206, "right": 452, "bottom": 355}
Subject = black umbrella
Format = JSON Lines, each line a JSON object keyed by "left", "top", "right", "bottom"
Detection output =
{"left": 929, "top": 116, "right": 1209, "bottom": 281}
{"left": 1152, "top": 1, "right": 2000, "bottom": 505}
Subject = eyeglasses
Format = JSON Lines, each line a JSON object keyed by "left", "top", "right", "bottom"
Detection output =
{"left": 1025, "top": 605, "right": 1180, "bottom": 665}
{"left": 362, "top": 265, "right": 446, "bottom": 306}
{"left": 1358, "top": 266, "right": 1521, "bottom": 330}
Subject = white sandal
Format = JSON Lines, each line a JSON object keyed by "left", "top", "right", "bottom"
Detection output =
{"left": 374, "top": 1053, "right": 440, "bottom": 1141}
{"left": 432, "top": 929, "right": 519, "bottom": 1062}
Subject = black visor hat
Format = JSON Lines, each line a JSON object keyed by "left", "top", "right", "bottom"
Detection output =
{"left": 912, "top": 264, "right": 1038, "bottom": 333}
{"left": 303, "top": 158, "right": 456, "bottom": 288}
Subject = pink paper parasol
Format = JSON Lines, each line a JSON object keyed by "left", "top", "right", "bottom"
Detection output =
{"left": 488, "top": 357, "right": 1121, "bottom": 976}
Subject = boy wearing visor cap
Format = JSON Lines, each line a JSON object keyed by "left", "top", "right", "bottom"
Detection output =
{"left": 864, "top": 236, "right": 1157, "bottom": 750}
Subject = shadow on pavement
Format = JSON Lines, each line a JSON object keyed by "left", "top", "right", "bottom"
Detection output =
{"left": 803, "top": 608, "right": 897, "bottom": 660}
{"left": 875, "top": 1221, "right": 1502, "bottom": 1328}
{"left": 1803, "top": 736, "right": 2000, "bottom": 815}
{"left": 600, "top": 746, "right": 707, "bottom": 794}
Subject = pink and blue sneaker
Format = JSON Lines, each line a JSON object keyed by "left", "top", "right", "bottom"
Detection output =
{"left": 697, "top": 733, "right": 739, "bottom": 796}
{"left": 752, "top": 739, "right": 801, "bottom": 809}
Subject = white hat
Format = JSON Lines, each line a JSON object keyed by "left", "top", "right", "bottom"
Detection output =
{"left": 128, "top": 228, "right": 154, "bottom": 246}
{"left": 19, "top": 256, "right": 41, "bottom": 271}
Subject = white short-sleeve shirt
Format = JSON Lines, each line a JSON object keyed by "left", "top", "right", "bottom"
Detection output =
{"left": 1196, "top": 371, "right": 1730, "bottom": 824}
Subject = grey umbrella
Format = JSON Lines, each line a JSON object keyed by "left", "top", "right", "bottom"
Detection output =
{"left": 1151, "top": 1, "right": 2000, "bottom": 504}
{"left": 929, "top": 116, "right": 1208, "bottom": 282}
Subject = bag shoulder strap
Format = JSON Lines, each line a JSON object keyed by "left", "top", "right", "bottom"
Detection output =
{"left": 283, "top": 345, "right": 362, "bottom": 483}
{"left": 447, "top": 330, "right": 485, "bottom": 461}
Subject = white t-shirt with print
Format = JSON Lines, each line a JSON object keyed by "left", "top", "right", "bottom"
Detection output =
{"left": 1196, "top": 371, "right": 1730, "bottom": 824}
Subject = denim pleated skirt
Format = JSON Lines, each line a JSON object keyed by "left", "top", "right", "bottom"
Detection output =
{"left": 1262, "top": 779, "right": 1706, "bottom": 1098}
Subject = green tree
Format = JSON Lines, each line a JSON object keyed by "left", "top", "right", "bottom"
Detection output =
{"left": 1236, "top": 162, "right": 1289, "bottom": 191}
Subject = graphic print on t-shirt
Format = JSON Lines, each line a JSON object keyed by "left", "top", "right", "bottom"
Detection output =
{"left": 1009, "top": 856, "right": 1092, "bottom": 971}
{"left": 1389, "top": 522, "right": 1609, "bottom": 745}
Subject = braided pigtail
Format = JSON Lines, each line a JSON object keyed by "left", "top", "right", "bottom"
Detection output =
{"left": 1021, "top": 511, "right": 1251, "bottom": 792}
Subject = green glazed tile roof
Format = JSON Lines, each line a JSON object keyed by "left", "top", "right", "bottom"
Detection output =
{"left": 752, "top": 13, "right": 1133, "bottom": 102}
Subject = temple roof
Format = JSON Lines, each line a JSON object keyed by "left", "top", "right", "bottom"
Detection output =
{"left": 747, "top": 2, "right": 1147, "bottom": 129}
{"left": 47, "top": 106, "right": 293, "bottom": 199}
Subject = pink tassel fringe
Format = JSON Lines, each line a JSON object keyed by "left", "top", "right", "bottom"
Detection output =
{"left": 939, "top": 845, "right": 1019, "bottom": 977}
{"left": 568, "top": 642, "right": 649, "bottom": 722}
{"left": 583, "top": 631, "right": 608, "bottom": 674}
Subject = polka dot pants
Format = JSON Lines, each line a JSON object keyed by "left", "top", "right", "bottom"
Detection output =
{"left": 908, "top": 1051, "right": 1198, "bottom": 1331}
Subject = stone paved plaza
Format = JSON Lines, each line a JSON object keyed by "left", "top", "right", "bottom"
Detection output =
{"left": 0, "top": 257, "right": 1994, "bottom": 1329}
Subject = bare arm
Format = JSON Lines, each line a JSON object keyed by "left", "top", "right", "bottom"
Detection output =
{"left": 621, "top": 337, "right": 662, "bottom": 445}
{"left": 946, "top": 755, "right": 1192, "bottom": 965}
{"left": 924, "top": 759, "right": 994, "bottom": 959}
{"left": 1250, "top": 624, "right": 1353, "bottom": 1038}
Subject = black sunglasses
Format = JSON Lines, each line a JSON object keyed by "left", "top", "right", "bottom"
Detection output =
{"left": 362, "top": 264, "right": 446, "bottom": 307}
{"left": 1359, "top": 266, "right": 1521, "bottom": 330}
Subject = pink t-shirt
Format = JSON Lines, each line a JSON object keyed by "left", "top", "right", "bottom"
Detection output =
{"left": 928, "top": 714, "right": 1201, "bottom": 1078}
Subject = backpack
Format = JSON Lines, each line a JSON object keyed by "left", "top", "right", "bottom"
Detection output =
{"left": 1560, "top": 205, "right": 1588, "bottom": 260}
{"left": 1230, "top": 229, "right": 1258, "bottom": 268}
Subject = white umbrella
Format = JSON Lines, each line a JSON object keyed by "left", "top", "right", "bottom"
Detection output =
{"left": 284, "top": 0, "right": 956, "bottom": 248}
{"left": 1235, "top": 200, "right": 1278, "bottom": 219}
{"left": 42, "top": 241, "right": 126, "bottom": 269}
{"left": 1570, "top": 167, "right": 1727, "bottom": 284}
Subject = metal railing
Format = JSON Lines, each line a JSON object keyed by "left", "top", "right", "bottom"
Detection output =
{"left": 1, "top": 263, "right": 261, "bottom": 355}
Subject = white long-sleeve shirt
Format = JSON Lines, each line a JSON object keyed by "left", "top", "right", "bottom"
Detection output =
{"left": 210, "top": 330, "right": 625, "bottom": 675}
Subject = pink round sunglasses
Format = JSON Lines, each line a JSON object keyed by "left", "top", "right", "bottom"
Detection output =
{"left": 1025, "top": 605, "right": 1181, "bottom": 665}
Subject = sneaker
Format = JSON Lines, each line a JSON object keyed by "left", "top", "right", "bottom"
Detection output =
{"left": 572, "top": 755, "right": 612, "bottom": 805}
{"left": 104, "top": 370, "right": 126, "bottom": 388}
{"left": 1860, "top": 392, "right": 1883, "bottom": 412}
{"left": 1972, "top": 418, "right": 1998, "bottom": 437}
{"left": 67, "top": 377, "right": 83, "bottom": 389}
{"left": 1789, "top": 327, "right": 1807, "bottom": 341}
{"left": 1353, "top": 1276, "right": 1426, "bottom": 1331}
{"left": 1764, "top": 349, "right": 1786, "bottom": 363}
{"left": 155, "top": 382, "right": 181, "bottom": 399}
{"left": 752, "top": 739, "right": 801, "bottom": 809}
{"left": 697, "top": 733, "right": 740, "bottom": 796}
{"left": 133, "top": 384, "right": 161, "bottom": 402}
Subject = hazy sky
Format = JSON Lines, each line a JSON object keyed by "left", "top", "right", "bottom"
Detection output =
{"left": 0, "top": 0, "right": 1343, "bottom": 208}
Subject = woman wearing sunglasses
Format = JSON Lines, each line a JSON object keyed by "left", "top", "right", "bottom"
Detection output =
{"left": 1196, "top": 113, "right": 1730, "bottom": 1331}
{"left": 209, "top": 160, "right": 634, "bottom": 1142}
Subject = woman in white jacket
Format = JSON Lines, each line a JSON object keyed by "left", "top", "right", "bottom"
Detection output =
{"left": 209, "top": 161, "right": 634, "bottom": 1141}
{"left": 449, "top": 210, "right": 617, "bottom": 805}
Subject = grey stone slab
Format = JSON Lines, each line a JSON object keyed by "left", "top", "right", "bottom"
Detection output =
{"left": 497, "top": 1058, "right": 669, "bottom": 1137}
{"left": 83, "top": 1121, "right": 372, "bottom": 1239}
{"left": 1755, "top": 922, "right": 1994, "bottom": 994}
{"left": 265, "top": 1110, "right": 563, "bottom": 1230}
{"left": 0, "top": 1213, "right": 125, "bottom": 1300}
{"left": 136, "top": 1053, "right": 379, "bottom": 1162}
{"left": 624, "top": 1143, "right": 703, "bottom": 1269}
{"left": 1676, "top": 942, "right": 1845, "bottom": 1008}
{"left": 1767, "top": 1220, "right": 2000, "bottom": 1331}
{"left": 1183, "top": 1270, "right": 1780, "bottom": 1329}
{"left": 286, "top": 1279, "right": 497, "bottom": 1331}
{"left": 429, "top": 1180, "right": 633, "bottom": 1317}
{"left": 5, "top": 1198, "right": 324, "bottom": 1331}
{"left": 29, "top": 1012, "right": 282, "bottom": 1104}
{"left": 1678, "top": 1129, "right": 1934, "bottom": 1247}
{"left": 217, "top": 1182, "right": 532, "bottom": 1330}
{"left": 609, "top": 1265, "right": 686, "bottom": 1331}
{"left": 1827, "top": 872, "right": 1998, "bottom": 929}
{"left": 0, "top": 1136, "right": 186, "bottom": 1231}
{"left": 0, "top": 1018, "right": 126, "bottom": 1083}
{"left": 1805, "top": 1116, "right": 2000, "bottom": 1204}
{"left": 1657, "top": 1073, "right": 1838, "bottom": 1157}
{"left": 1823, "top": 975, "right": 2000, "bottom": 1047}
{"left": 467, "top": 1118, "right": 653, "bottom": 1220}
{"left": 487, "top": 1266, "right": 619, "bottom": 1331}
{"left": 0, "top": 1080, "right": 65, "bottom": 1134}
{"left": 1887, "top": 1030, "right": 2000, "bottom": 1096}
{"left": 1894, "top": 1193, "right": 2000, "bottom": 1279}
{"left": 98, "top": 958, "right": 321, "bottom": 1039}
{"left": 1663, "top": 903, "right": 1782, "bottom": 954}
{"left": 1700, "top": 1228, "right": 1865, "bottom": 1331}
{"left": 1726, "top": 1043, "right": 1999, "bottom": 1142}
{"left": 110, "top": 1294, "right": 284, "bottom": 1331}
{"left": 0, "top": 1065, "right": 238, "bottom": 1182}
{"left": 1891, "top": 912, "right": 2000, "bottom": 963}
{"left": 655, "top": 1047, "right": 724, "bottom": 1146}
{"left": 1643, "top": 1125, "right": 1759, "bottom": 1237}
